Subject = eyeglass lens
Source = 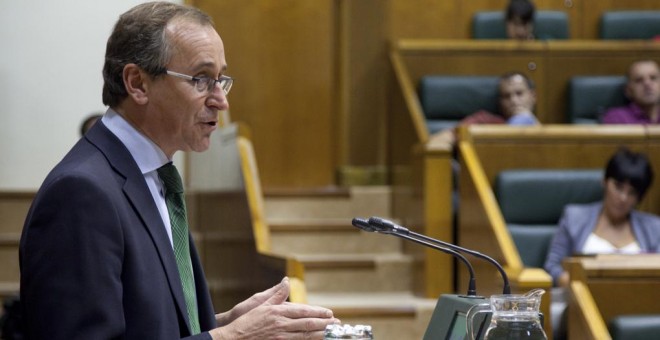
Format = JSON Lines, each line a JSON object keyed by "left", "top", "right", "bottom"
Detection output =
{"left": 197, "top": 77, "right": 232, "bottom": 94}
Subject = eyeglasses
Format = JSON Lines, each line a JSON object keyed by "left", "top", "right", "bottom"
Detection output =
{"left": 165, "top": 70, "right": 233, "bottom": 95}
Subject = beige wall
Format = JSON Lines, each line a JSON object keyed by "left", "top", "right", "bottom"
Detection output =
{"left": 0, "top": 1, "right": 187, "bottom": 191}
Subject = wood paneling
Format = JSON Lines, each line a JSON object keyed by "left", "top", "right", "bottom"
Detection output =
{"left": 190, "top": 0, "right": 337, "bottom": 188}
{"left": 340, "top": 0, "right": 388, "bottom": 166}
{"left": 388, "top": 0, "right": 459, "bottom": 39}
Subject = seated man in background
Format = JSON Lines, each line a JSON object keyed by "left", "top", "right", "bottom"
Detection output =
{"left": 506, "top": 0, "right": 536, "bottom": 40}
{"left": 602, "top": 60, "right": 660, "bottom": 124}
{"left": 430, "top": 71, "right": 539, "bottom": 146}
{"left": 544, "top": 147, "right": 660, "bottom": 288}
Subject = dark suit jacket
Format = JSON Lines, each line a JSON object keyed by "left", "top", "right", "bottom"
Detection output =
{"left": 20, "top": 121, "right": 216, "bottom": 339}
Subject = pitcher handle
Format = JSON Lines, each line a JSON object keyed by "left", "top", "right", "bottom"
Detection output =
{"left": 466, "top": 302, "right": 491, "bottom": 340}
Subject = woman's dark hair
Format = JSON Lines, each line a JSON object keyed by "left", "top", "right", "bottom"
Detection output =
{"left": 604, "top": 147, "right": 654, "bottom": 199}
{"left": 506, "top": 0, "right": 535, "bottom": 24}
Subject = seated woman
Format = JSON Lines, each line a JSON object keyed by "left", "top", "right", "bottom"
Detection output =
{"left": 544, "top": 147, "right": 660, "bottom": 287}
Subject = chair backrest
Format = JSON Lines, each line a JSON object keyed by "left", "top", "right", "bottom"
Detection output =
{"left": 418, "top": 75, "right": 499, "bottom": 134}
{"left": 567, "top": 76, "right": 627, "bottom": 124}
{"left": 495, "top": 169, "right": 603, "bottom": 267}
{"left": 600, "top": 11, "right": 660, "bottom": 40}
{"left": 609, "top": 314, "right": 660, "bottom": 339}
{"left": 472, "top": 10, "right": 569, "bottom": 40}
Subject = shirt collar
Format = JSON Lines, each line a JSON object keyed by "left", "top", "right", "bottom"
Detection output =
{"left": 101, "top": 108, "right": 170, "bottom": 174}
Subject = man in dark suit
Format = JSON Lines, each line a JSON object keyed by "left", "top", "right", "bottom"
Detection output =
{"left": 19, "top": 2, "right": 337, "bottom": 339}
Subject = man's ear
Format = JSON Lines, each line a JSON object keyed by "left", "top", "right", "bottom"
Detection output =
{"left": 123, "top": 64, "right": 149, "bottom": 105}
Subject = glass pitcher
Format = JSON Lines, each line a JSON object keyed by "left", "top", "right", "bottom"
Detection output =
{"left": 466, "top": 288, "right": 547, "bottom": 340}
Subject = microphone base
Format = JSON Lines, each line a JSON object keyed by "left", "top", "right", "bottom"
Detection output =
{"left": 457, "top": 294, "right": 485, "bottom": 299}
{"left": 423, "top": 294, "right": 490, "bottom": 340}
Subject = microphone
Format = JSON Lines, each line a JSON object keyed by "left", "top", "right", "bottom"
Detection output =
{"left": 367, "top": 216, "right": 511, "bottom": 295}
{"left": 352, "top": 218, "right": 478, "bottom": 297}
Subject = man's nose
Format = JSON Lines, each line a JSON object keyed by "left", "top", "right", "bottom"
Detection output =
{"left": 207, "top": 85, "right": 229, "bottom": 110}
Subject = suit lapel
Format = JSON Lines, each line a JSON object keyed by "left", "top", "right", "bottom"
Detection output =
{"left": 86, "top": 121, "right": 192, "bottom": 333}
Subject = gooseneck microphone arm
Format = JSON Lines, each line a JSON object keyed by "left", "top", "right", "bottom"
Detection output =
{"left": 352, "top": 218, "right": 477, "bottom": 297}
{"left": 367, "top": 216, "right": 511, "bottom": 295}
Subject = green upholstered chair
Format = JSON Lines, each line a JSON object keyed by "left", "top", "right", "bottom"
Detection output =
{"left": 418, "top": 75, "right": 499, "bottom": 134}
{"left": 609, "top": 315, "right": 660, "bottom": 340}
{"left": 567, "top": 76, "right": 627, "bottom": 124}
{"left": 472, "top": 10, "right": 569, "bottom": 40}
{"left": 495, "top": 169, "right": 603, "bottom": 268}
{"left": 600, "top": 11, "right": 660, "bottom": 40}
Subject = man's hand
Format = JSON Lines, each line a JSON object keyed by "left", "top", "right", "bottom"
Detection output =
{"left": 211, "top": 277, "right": 340, "bottom": 339}
{"left": 215, "top": 277, "right": 290, "bottom": 326}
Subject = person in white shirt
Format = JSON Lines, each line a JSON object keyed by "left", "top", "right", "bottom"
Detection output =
{"left": 544, "top": 147, "right": 660, "bottom": 287}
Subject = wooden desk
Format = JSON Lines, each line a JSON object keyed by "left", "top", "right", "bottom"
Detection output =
{"left": 567, "top": 255, "right": 660, "bottom": 340}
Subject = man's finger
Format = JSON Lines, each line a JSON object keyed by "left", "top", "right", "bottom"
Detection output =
{"left": 263, "top": 277, "right": 290, "bottom": 306}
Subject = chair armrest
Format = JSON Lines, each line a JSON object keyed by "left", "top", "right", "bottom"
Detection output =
{"left": 510, "top": 267, "right": 552, "bottom": 289}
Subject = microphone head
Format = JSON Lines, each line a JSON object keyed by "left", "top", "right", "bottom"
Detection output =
{"left": 368, "top": 216, "right": 411, "bottom": 234}
{"left": 367, "top": 216, "right": 394, "bottom": 233}
{"left": 351, "top": 217, "right": 376, "bottom": 232}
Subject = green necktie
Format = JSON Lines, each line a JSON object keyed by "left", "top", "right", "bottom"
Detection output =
{"left": 157, "top": 163, "right": 201, "bottom": 335}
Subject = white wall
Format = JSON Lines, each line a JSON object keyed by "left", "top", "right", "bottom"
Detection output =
{"left": 0, "top": 0, "right": 182, "bottom": 191}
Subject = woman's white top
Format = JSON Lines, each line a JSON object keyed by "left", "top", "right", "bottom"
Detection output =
{"left": 582, "top": 233, "right": 641, "bottom": 254}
